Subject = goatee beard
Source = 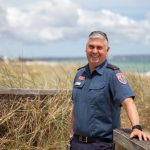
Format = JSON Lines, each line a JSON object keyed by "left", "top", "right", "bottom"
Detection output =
{"left": 90, "top": 57, "right": 100, "bottom": 63}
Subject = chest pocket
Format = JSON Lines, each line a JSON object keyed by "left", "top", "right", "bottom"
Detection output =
{"left": 88, "top": 81, "right": 106, "bottom": 105}
{"left": 89, "top": 82, "right": 105, "bottom": 90}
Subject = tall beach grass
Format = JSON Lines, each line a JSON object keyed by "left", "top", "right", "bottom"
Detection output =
{"left": 0, "top": 61, "right": 150, "bottom": 149}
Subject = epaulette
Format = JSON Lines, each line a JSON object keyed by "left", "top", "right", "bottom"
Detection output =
{"left": 77, "top": 65, "right": 86, "bottom": 70}
{"left": 106, "top": 64, "right": 119, "bottom": 70}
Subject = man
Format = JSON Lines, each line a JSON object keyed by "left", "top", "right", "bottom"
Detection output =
{"left": 69, "top": 31, "right": 150, "bottom": 150}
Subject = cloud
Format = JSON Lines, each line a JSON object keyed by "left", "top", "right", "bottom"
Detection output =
{"left": 0, "top": 0, "right": 150, "bottom": 46}
{"left": 78, "top": 9, "right": 150, "bottom": 44}
{"left": 0, "top": 6, "right": 7, "bottom": 33}
{"left": 3, "top": 0, "right": 79, "bottom": 42}
{"left": 77, "top": 9, "right": 136, "bottom": 29}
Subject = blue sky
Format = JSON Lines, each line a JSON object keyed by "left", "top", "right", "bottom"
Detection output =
{"left": 0, "top": 0, "right": 150, "bottom": 58}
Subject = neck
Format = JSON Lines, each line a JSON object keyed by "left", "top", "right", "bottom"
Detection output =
{"left": 89, "top": 64, "right": 95, "bottom": 74}
{"left": 89, "top": 59, "right": 106, "bottom": 74}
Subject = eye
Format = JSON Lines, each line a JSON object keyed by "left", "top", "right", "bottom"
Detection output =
{"left": 88, "top": 45, "right": 95, "bottom": 49}
{"left": 97, "top": 46, "right": 102, "bottom": 50}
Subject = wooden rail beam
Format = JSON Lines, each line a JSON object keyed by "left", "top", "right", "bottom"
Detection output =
{"left": 113, "top": 128, "right": 150, "bottom": 150}
{"left": 0, "top": 88, "right": 71, "bottom": 99}
{"left": 0, "top": 88, "right": 71, "bottom": 96}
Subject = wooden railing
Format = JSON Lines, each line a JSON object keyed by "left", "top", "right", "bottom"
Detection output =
{"left": 113, "top": 129, "right": 150, "bottom": 150}
{"left": 0, "top": 88, "right": 71, "bottom": 99}
{"left": 0, "top": 88, "right": 150, "bottom": 149}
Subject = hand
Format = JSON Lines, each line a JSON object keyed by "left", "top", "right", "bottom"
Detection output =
{"left": 130, "top": 129, "right": 150, "bottom": 141}
{"left": 69, "top": 130, "right": 74, "bottom": 140}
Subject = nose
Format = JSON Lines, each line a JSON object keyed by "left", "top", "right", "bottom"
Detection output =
{"left": 92, "top": 47, "right": 98, "bottom": 53}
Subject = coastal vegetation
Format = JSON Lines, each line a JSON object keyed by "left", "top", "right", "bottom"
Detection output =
{"left": 0, "top": 61, "right": 150, "bottom": 149}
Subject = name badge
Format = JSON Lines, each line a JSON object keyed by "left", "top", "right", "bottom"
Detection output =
{"left": 75, "top": 82, "right": 81, "bottom": 86}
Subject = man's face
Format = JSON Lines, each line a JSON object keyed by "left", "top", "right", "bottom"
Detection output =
{"left": 86, "top": 38, "right": 109, "bottom": 69}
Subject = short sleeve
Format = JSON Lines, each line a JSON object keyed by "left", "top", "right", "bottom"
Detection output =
{"left": 110, "top": 70, "right": 135, "bottom": 105}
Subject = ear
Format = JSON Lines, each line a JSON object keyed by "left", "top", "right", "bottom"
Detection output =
{"left": 107, "top": 47, "right": 110, "bottom": 52}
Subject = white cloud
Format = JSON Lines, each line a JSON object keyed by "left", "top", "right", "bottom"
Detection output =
{"left": 0, "top": 6, "right": 7, "bottom": 33}
{"left": 0, "top": 0, "right": 150, "bottom": 46}
{"left": 3, "top": 0, "right": 79, "bottom": 42}
{"left": 76, "top": 0, "right": 149, "bottom": 7}
{"left": 78, "top": 9, "right": 150, "bottom": 44}
{"left": 78, "top": 9, "right": 136, "bottom": 28}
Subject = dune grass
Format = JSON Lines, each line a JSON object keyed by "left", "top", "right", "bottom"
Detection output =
{"left": 0, "top": 61, "right": 149, "bottom": 149}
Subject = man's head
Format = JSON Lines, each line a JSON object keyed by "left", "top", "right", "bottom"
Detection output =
{"left": 86, "top": 31, "right": 110, "bottom": 71}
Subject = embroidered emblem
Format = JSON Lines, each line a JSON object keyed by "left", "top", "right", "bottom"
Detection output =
{"left": 79, "top": 76, "right": 85, "bottom": 80}
{"left": 75, "top": 82, "right": 81, "bottom": 86}
{"left": 116, "top": 73, "right": 127, "bottom": 84}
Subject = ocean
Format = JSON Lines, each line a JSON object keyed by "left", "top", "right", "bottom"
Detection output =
{"left": 108, "top": 55, "right": 150, "bottom": 73}
{"left": 49, "top": 55, "right": 150, "bottom": 74}
{"left": 109, "top": 60, "right": 150, "bottom": 73}
{"left": 20, "top": 55, "right": 150, "bottom": 74}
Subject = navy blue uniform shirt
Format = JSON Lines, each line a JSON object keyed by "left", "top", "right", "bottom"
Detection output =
{"left": 72, "top": 60, "right": 135, "bottom": 140}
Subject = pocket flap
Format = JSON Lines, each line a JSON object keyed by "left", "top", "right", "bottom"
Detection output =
{"left": 89, "top": 82, "right": 105, "bottom": 89}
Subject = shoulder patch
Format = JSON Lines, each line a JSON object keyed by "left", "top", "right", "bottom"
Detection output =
{"left": 116, "top": 72, "right": 127, "bottom": 84}
{"left": 106, "top": 64, "right": 119, "bottom": 70}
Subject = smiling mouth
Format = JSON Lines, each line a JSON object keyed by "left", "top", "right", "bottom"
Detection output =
{"left": 90, "top": 56, "right": 100, "bottom": 63}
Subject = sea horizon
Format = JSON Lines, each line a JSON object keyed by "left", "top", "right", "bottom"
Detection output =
{"left": 1, "top": 54, "right": 150, "bottom": 74}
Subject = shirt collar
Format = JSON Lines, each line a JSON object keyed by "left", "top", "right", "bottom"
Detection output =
{"left": 85, "top": 60, "right": 108, "bottom": 76}
{"left": 95, "top": 60, "right": 108, "bottom": 75}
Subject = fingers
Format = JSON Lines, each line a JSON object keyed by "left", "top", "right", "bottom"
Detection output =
{"left": 147, "top": 134, "right": 150, "bottom": 140}
{"left": 130, "top": 130, "right": 141, "bottom": 140}
{"left": 130, "top": 130, "right": 150, "bottom": 141}
{"left": 140, "top": 132, "right": 150, "bottom": 141}
{"left": 142, "top": 132, "right": 147, "bottom": 141}
{"left": 130, "top": 131, "right": 135, "bottom": 139}
{"left": 138, "top": 132, "right": 142, "bottom": 141}
{"left": 142, "top": 132, "right": 150, "bottom": 141}
{"left": 144, "top": 133, "right": 150, "bottom": 141}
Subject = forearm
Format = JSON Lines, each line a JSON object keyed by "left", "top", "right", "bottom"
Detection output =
{"left": 122, "top": 98, "right": 140, "bottom": 126}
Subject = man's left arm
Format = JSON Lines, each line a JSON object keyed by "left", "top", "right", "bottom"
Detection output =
{"left": 121, "top": 98, "right": 150, "bottom": 141}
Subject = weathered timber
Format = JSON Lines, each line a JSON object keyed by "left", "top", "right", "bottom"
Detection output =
{"left": 113, "top": 128, "right": 150, "bottom": 150}
{"left": 0, "top": 88, "right": 71, "bottom": 99}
